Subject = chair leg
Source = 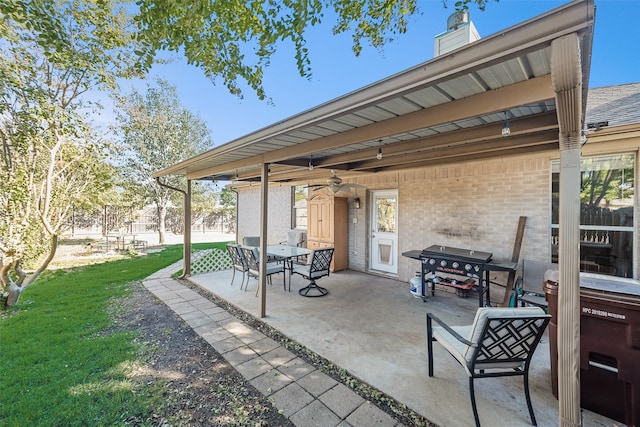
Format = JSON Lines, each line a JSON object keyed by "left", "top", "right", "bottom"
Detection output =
{"left": 230, "top": 268, "right": 236, "bottom": 286}
{"left": 298, "top": 280, "right": 328, "bottom": 297}
{"left": 524, "top": 369, "right": 537, "bottom": 426}
{"left": 239, "top": 272, "right": 246, "bottom": 291}
{"left": 469, "top": 377, "right": 481, "bottom": 427}
{"left": 426, "top": 316, "right": 434, "bottom": 377}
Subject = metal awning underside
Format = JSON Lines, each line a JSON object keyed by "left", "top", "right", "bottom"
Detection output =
{"left": 154, "top": 0, "right": 594, "bottom": 186}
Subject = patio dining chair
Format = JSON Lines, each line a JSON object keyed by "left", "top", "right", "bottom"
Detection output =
{"left": 281, "top": 230, "right": 306, "bottom": 247}
{"left": 226, "top": 243, "right": 249, "bottom": 289}
{"left": 426, "top": 307, "right": 551, "bottom": 427}
{"left": 514, "top": 260, "right": 558, "bottom": 309}
{"left": 240, "top": 246, "right": 285, "bottom": 295}
{"left": 291, "top": 247, "right": 334, "bottom": 297}
{"left": 281, "top": 230, "right": 307, "bottom": 264}
{"left": 242, "top": 236, "right": 260, "bottom": 247}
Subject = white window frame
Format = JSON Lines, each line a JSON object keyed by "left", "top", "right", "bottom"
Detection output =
{"left": 551, "top": 153, "right": 636, "bottom": 278}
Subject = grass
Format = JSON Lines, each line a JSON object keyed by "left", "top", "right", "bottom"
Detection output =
{"left": 0, "top": 242, "right": 227, "bottom": 426}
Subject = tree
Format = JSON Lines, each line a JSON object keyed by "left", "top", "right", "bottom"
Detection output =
{"left": 133, "top": 0, "right": 491, "bottom": 100}
{"left": 218, "top": 187, "right": 237, "bottom": 233}
{"left": 0, "top": 0, "right": 139, "bottom": 307}
{"left": 113, "top": 78, "right": 213, "bottom": 244}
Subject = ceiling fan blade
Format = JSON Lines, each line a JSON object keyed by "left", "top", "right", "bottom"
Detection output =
{"left": 342, "top": 183, "right": 367, "bottom": 189}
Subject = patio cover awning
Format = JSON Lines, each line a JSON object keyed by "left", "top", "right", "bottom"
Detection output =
{"left": 155, "top": 2, "right": 594, "bottom": 426}
{"left": 154, "top": 0, "right": 594, "bottom": 188}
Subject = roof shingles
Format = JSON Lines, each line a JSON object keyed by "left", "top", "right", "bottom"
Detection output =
{"left": 586, "top": 82, "right": 640, "bottom": 127}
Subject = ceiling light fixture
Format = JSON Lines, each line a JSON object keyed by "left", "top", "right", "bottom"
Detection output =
{"left": 308, "top": 157, "right": 314, "bottom": 170}
{"left": 502, "top": 111, "right": 511, "bottom": 137}
{"left": 377, "top": 146, "right": 383, "bottom": 160}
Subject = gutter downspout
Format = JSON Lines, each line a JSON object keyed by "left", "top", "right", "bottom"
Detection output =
{"left": 156, "top": 177, "right": 192, "bottom": 278}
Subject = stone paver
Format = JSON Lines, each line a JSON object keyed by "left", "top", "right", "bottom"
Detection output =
{"left": 141, "top": 266, "right": 404, "bottom": 427}
{"left": 223, "top": 345, "right": 258, "bottom": 366}
{"left": 248, "top": 336, "right": 282, "bottom": 355}
{"left": 199, "top": 326, "right": 233, "bottom": 344}
{"left": 261, "top": 346, "right": 297, "bottom": 367}
{"left": 234, "top": 356, "right": 273, "bottom": 380}
{"left": 208, "top": 310, "right": 234, "bottom": 322}
{"left": 184, "top": 315, "right": 215, "bottom": 329}
{"left": 209, "top": 335, "right": 245, "bottom": 354}
{"left": 345, "top": 402, "right": 398, "bottom": 427}
{"left": 297, "top": 370, "right": 338, "bottom": 397}
{"left": 277, "top": 357, "right": 315, "bottom": 380}
{"left": 290, "top": 399, "right": 341, "bottom": 427}
{"left": 271, "top": 382, "right": 315, "bottom": 417}
{"left": 318, "top": 383, "right": 365, "bottom": 419}
{"left": 250, "top": 369, "right": 294, "bottom": 395}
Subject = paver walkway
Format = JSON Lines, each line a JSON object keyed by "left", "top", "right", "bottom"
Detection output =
{"left": 142, "top": 262, "right": 405, "bottom": 427}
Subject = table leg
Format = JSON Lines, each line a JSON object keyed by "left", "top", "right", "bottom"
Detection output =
{"left": 481, "top": 270, "right": 492, "bottom": 307}
{"left": 486, "top": 270, "right": 491, "bottom": 305}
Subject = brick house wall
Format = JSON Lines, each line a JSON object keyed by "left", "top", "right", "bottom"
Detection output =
{"left": 235, "top": 137, "right": 639, "bottom": 290}
{"left": 345, "top": 154, "right": 552, "bottom": 283}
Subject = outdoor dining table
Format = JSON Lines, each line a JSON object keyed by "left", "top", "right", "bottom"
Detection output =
{"left": 106, "top": 234, "right": 138, "bottom": 251}
{"left": 267, "top": 245, "right": 312, "bottom": 291}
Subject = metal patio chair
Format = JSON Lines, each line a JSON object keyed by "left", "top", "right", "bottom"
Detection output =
{"left": 281, "top": 230, "right": 307, "bottom": 264}
{"left": 226, "top": 243, "right": 249, "bottom": 289}
{"left": 240, "top": 246, "right": 285, "bottom": 295}
{"left": 242, "top": 236, "right": 260, "bottom": 247}
{"left": 514, "top": 260, "right": 558, "bottom": 309}
{"left": 426, "top": 307, "right": 551, "bottom": 427}
{"left": 291, "top": 247, "right": 334, "bottom": 297}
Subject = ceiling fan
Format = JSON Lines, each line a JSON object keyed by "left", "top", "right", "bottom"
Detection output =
{"left": 306, "top": 170, "right": 366, "bottom": 194}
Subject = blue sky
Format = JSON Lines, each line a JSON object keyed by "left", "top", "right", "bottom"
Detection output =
{"left": 121, "top": 0, "right": 638, "bottom": 147}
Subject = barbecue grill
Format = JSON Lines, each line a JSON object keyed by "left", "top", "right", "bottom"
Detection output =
{"left": 403, "top": 245, "right": 498, "bottom": 306}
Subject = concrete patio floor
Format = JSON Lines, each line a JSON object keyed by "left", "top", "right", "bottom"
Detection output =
{"left": 189, "top": 268, "right": 619, "bottom": 427}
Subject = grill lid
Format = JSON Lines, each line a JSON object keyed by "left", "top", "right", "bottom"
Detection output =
{"left": 421, "top": 245, "right": 492, "bottom": 263}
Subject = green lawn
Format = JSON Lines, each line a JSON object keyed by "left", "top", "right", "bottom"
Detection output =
{"left": 0, "top": 242, "right": 227, "bottom": 426}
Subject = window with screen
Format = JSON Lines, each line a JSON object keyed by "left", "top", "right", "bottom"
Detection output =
{"left": 292, "top": 186, "right": 308, "bottom": 229}
{"left": 551, "top": 153, "right": 635, "bottom": 277}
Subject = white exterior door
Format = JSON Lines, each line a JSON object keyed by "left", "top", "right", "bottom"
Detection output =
{"left": 370, "top": 190, "right": 398, "bottom": 274}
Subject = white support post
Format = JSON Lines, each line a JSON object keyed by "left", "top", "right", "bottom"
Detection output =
{"left": 184, "top": 179, "right": 192, "bottom": 277}
{"left": 558, "top": 142, "right": 582, "bottom": 427}
{"left": 259, "top": 163, "right": 269, "bottom": 318}
{"left": 551, "top": 33, "right": 583, "bottom": 427}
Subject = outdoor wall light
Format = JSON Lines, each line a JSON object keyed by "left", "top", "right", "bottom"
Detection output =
{"left": 501, "top": 111, "right": 511, "bottom": 137}
{"left": 354, "top": 197, "right": 361, "bottom": 209}
{"left": 377, "top": 146, "right": 383, "bottom": 160}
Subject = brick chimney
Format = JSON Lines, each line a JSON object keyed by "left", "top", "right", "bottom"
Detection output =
{"left": 434, "top": 11, "right": 480, "bottom": 56}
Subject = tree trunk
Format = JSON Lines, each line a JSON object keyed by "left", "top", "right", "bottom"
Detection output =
{"left": 3, "top": 235, "right": 58, "bottom": 307}
{"left": 158, "top": 205, "right": 167, "bottom": 244}
{"left": 6, "top": 283, "right": 23, "bottom": 306}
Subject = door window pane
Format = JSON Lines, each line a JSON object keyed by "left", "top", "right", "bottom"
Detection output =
{"left": 376, "top": 197, "right": 397, "bottom": 233}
